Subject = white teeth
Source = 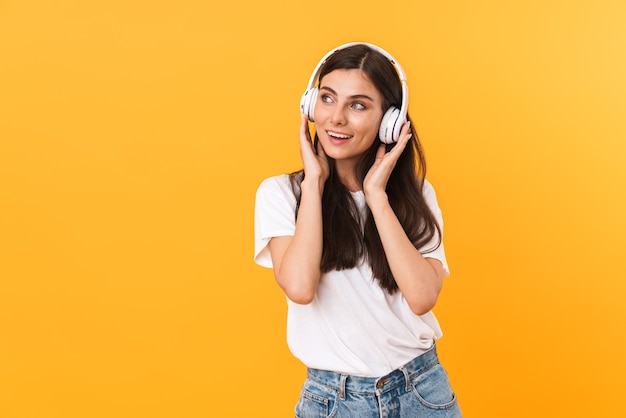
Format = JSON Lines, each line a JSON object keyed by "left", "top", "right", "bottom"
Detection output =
{"left": 327, "top": 131, "right": 352, "bottom": 139}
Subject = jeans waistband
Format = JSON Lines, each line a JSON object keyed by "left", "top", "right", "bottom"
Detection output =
{"left": 306, "top": 344, "right": 440, "bottom": 397}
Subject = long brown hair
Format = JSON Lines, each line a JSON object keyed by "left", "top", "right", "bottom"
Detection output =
{"left": 290, "top": 44, "right": 441, "bottom": 293}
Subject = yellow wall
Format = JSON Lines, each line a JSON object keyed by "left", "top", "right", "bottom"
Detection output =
{"left": 1, "top": 1, "right": 625, "bottom": 416}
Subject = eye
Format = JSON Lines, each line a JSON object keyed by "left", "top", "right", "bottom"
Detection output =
{"left": 321, "top": 94, "right": 333, "bottom": 103}
{"left": 351, "top": 102, "right": 366, "bottom": 110}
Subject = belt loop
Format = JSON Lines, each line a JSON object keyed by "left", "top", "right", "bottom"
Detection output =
{"left": 338, "top": 374, "right": 348, "bottom": 400}
{"left": 399, "top": 366, "right": 412, "bottom": 392}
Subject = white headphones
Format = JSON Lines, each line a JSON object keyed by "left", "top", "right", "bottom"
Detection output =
{"left": 299, "top": 42, "right": 409, "bottom": 144}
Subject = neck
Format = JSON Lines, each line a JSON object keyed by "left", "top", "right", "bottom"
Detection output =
{"left": 334, "top": 161, "right": 361, "bottom": 192}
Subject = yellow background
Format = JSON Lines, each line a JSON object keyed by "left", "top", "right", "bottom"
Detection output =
{"left": 1, "top": 0, "right": 625, "bottom": 416}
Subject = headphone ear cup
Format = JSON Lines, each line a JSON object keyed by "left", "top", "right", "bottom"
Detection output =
{"left": 379, "top": 107, "right": 400, "bottom": 144}
{"left": 300, "top": 87, "right": 318, "bottom": 122}
{"left": 392, "top": 110, "right": 406, "bottom": 143}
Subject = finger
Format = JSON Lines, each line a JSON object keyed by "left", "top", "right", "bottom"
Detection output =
{"left": 390, "top": 122, "right": 412, "bottom": 154}
{"left": 401, "top": 120, "right": 412, "bottom": 136}
{"left": 375, "top": 143, "right": 386, "bottom": 161}
{"left": 299, "top": 113, "right": 312, "bottom": 143}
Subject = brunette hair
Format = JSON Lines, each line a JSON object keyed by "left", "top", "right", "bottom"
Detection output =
{"left": 290, "top": 44, "right": 441, "bottom": 293}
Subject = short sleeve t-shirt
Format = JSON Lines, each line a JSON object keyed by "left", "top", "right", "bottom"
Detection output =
{"left": 254, "top": 174, "right": 450, "bottom": 377}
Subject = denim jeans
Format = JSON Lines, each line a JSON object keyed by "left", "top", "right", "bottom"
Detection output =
{"left": 295, "top": 345, "right": 462, "bottom": 418}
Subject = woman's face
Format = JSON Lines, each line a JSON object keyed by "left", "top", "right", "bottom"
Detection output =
{"left": 314, "top": 69, "right": 384, "bottom": 167}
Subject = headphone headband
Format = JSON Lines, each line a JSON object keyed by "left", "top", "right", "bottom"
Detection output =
{"left": 300, "top": 42, "right": 409, "bottom": 144}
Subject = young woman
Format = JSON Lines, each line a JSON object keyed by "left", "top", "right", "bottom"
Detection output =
{"left": 254, "top": 42, "right": 462, "bottom": 417}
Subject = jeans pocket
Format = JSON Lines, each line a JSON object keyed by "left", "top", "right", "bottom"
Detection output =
{"left": 411, "top": 363, "right": 458, "bottom": 410}
{"left": 295, "top": 379, "right": 337, "bottom": 418}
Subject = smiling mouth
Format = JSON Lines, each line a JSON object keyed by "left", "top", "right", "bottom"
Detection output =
{"left": 326, "top": 131, "right": 353, "bottom": 140}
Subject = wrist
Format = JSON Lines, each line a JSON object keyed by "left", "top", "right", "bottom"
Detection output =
{"left": 301, "top": 176, "right": 326, "bottom": 195}
{"left": 365, "top": 190, "right": 389, "bottom": 212}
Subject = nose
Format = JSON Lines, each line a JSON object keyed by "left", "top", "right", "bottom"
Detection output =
{"left": 330, "top": 105, "right": 347, "bottom": 125}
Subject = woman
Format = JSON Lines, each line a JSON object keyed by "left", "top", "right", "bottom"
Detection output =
{"left": 254, "top": 42, "right": 461, "bottom": 417}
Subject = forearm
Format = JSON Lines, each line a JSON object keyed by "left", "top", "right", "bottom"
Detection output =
{"left": 367, "top": 191, "right": 443, "bottom": 315}
{"left": 273, "top": 178, "right": 325, "bottom": 304}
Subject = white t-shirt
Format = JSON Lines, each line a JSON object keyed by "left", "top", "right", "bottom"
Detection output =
{"left": 254, "top": 174, "right": 450, "bottom": 377}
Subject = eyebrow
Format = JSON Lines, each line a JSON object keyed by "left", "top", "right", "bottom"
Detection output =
{"left": 319, "top": 86, "right": 375, "bottom": 102}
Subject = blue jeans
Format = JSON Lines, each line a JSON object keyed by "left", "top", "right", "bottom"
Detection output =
{"left": 295, "top": 345, "right": 462, "bottom": 417}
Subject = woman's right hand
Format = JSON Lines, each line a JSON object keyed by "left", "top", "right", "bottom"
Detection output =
{"left": 299, "top": 113, "right": 329, "bottom": 188}
{"left": 267, "top": 113, "right": 327, "bottom": 305}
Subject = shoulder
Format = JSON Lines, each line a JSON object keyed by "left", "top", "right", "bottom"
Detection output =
{"left": 256, "top": 174, "right": 298, "bottom": 206}
{"left": 421, "top": 179, "right": 443, "bottom": 212}
{"left": 257, "top": 173, "right": 292, "bottom": 195}
{"left": 422, "top": 178, "right": 437, "bottom": 198}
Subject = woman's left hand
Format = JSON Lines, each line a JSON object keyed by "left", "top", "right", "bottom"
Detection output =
{"left": 363, "top": 121, "right": 412, "bottom": 202}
